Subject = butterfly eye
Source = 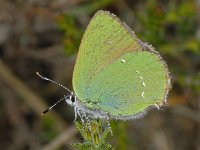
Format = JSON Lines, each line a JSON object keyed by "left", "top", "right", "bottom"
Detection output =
{"left": 71, "top": 95, "right": 76, "bottom": 103}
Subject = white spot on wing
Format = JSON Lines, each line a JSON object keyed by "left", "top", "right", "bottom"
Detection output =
{"left": 142, "top": 92, "right": 144, "bottom": 98}
{"left": 120, "top": 59, "right": 125, "bottom": 63}
{"left": 142, "top": 81, "right": 146, "bottom": 87}
{"left": 136, "top": 72, "right": 146, "bottom": 92}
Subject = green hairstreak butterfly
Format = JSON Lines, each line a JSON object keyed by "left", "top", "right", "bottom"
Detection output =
{"left": 40, "top": 10, "right": 171, "bottom": 120}
{"left": 71, "top": 10, "right": 171, "bottom": 120}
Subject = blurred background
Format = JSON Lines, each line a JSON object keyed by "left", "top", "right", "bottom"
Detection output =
{"left": 0, "top": 0, "right": 200, "bottom": 150}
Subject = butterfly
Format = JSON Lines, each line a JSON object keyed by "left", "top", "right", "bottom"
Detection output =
{"left": 39, "top": 10, "right": 171, "bottom": 121}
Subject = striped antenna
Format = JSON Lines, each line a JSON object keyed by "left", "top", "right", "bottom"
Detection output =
{"left": 41, "top": 95, "right": 69, "bottom": 116}
{"left": 36, "top": 72, "right": 72, "bottom": 93}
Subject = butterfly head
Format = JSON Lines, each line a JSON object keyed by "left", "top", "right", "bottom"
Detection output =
{"left": 65, "top": 92, "right": 77, "bottom": 106}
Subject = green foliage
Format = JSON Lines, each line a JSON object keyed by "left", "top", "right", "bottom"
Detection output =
{"left": 72, "top": 119, "right": 114, "bottom": 150}
{"left": 40, "top": 116, "right": 58, "bottom": 142}
{"left": 136, "top": 0, "right": 197, "bottom": 46}
{"left": 57, "top": 14, "right": 83, "bottom": 55}
{"left": 111, "top": 121, "right": 128, "bottom": 150}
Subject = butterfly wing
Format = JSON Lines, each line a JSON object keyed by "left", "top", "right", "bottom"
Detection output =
{"left": 72, "top": 10, "right": 170, "bottom": 119}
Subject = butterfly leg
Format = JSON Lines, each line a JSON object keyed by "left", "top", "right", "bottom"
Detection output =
{"left": 82, "top": 111, "right": 92, "bottom": 132}
{"left": 105, "top": 113, "right": 113, "bottom": 136}
{"left": 74, "top": 106, "right": 78, "bottom": 121}
{"left": 100, "top": 112, "right": 113, "bottom": 136}
{"left": 77, "top": 109, "right": 85, "bottom": 123}
{"left": 82, "top": 111, "right": 96, "bottom": 142}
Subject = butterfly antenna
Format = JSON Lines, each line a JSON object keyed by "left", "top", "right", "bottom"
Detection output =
{"left": 36, "top": 72, "right": 72, "bottom": 93}
{"left": 41, "top": 95, "right": 69, "bottom": 116}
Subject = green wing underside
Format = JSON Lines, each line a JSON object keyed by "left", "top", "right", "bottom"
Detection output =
{"left": 82, "top": 51, "right": 167, "bottom": 116}
{"left": 73, "top": 11, "right": 141, "bottom": 97}
{"left": 72, "top": 11, "right": 168, "bottom": 117}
